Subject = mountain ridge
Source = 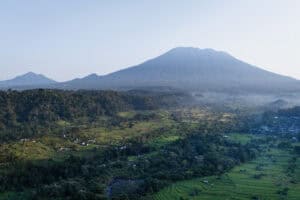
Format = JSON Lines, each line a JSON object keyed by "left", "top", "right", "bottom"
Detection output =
{"left": 0, "top": 72, "right": 57, "bottom": 88}
{"left": 60, "top": 47, "right": 299, "bottom": 92}
{"left": 1, "top": 47, "right": 299, "bottom": 93}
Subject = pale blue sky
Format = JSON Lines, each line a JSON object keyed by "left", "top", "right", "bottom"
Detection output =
{"left": 1, "top": 0, "right": 299, "bottom": 81}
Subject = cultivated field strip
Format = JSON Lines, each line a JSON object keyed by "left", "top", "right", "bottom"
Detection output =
{"left": 152, "top": 142, "right": 300, "bottom": 200}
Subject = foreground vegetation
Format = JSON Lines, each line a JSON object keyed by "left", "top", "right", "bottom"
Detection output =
{"left": 0, "top": 89, "right": 299, "bottom": 199}
{"left": 151, "top": 135, "right": 300, "bottom": 200}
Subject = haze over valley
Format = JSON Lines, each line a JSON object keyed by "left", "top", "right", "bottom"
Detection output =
{"left": 2, "top": 47, "right": 300, "bottom": 110}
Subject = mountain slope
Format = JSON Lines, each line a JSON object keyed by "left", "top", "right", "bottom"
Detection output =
{"left": 61, "top": 47, "right": 299, "bottom": 92}
{"left": 0, "top": 72, "right": 57, "bottom": 88}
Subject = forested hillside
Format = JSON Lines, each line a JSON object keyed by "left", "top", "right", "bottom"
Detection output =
{"left": 0, "top": 89, "right": 187, "bottom": 141}
{"left": 251, "top": 106, "right": 300, "bottom": 135}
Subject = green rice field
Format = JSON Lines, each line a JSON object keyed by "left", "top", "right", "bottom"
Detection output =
{"left": 152, "top": 139, "right": 300, "bottom": 200}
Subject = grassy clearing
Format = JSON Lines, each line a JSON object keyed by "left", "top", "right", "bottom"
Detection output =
{"left": 152, "top": 138, "right": 300, "bottom": 200}
{"left": 0, "top": 135, "right": 85, "bottom": 163}
{"left": 227, "top": 133, "right": 260, "bottom": 145}
{"left": 0, "top": 111, "right": 177, "bottom": 164}
{"left": 0, "top": 140, "right": 55, "bottom": 161}
{"left": 80, "top": 120, "right": 165, "bottom": 145}
{"left": 148, "top": 135, "right": 181, "bottom": 148}
{"left": 76, "top": 111, "right": 176, "bottom": 146}
{"left": 56, "top": 120, "right": 71, "bottom": 127}
{"left": 117, "top": 111, "right": 137, "bottom": 119}
{"left": 171, "top": 108, "right": 234, "bottom": 124}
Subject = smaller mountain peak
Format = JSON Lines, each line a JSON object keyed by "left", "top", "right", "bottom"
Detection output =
{"left": 86, "top": 73, "right": 99, "bottom": 78}
{"left": 0, "top": 72, "right": 57, "bottom": 87}
{"left": 81, "top": 73, "right": 101, "bottom": 81}
{"left": 15, "top": 72, "right": 42, "bottom": 79}
{"left": 271, "top": 99, "right": 288, "bottom": 105}
{"left": 25, "top": 71, "right": 36, "bottom": 75}
{"left": 22, "top": 72, "right": 39, "bottom": 76}
{"left": 19, "top": 72, "right": 52, "bottom": 79}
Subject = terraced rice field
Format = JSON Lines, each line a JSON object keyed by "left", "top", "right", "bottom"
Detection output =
{"left": 152, "top": 147, "right": 300, "bottom": 200}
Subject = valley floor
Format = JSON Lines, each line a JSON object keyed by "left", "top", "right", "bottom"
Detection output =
{"left": 151, "top": 137, "right": 300, "bottom": 200}
{"left": 0, "top": 105, "right": 299, "bottom": 200}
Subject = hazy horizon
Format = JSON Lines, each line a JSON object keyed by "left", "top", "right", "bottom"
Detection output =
{"left": 1, "top": 0, "right": 300, "bottom": 81}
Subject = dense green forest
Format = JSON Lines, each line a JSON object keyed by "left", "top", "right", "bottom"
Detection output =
{"left": 0, "top": 89, "right": 188, "bottom": 141}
